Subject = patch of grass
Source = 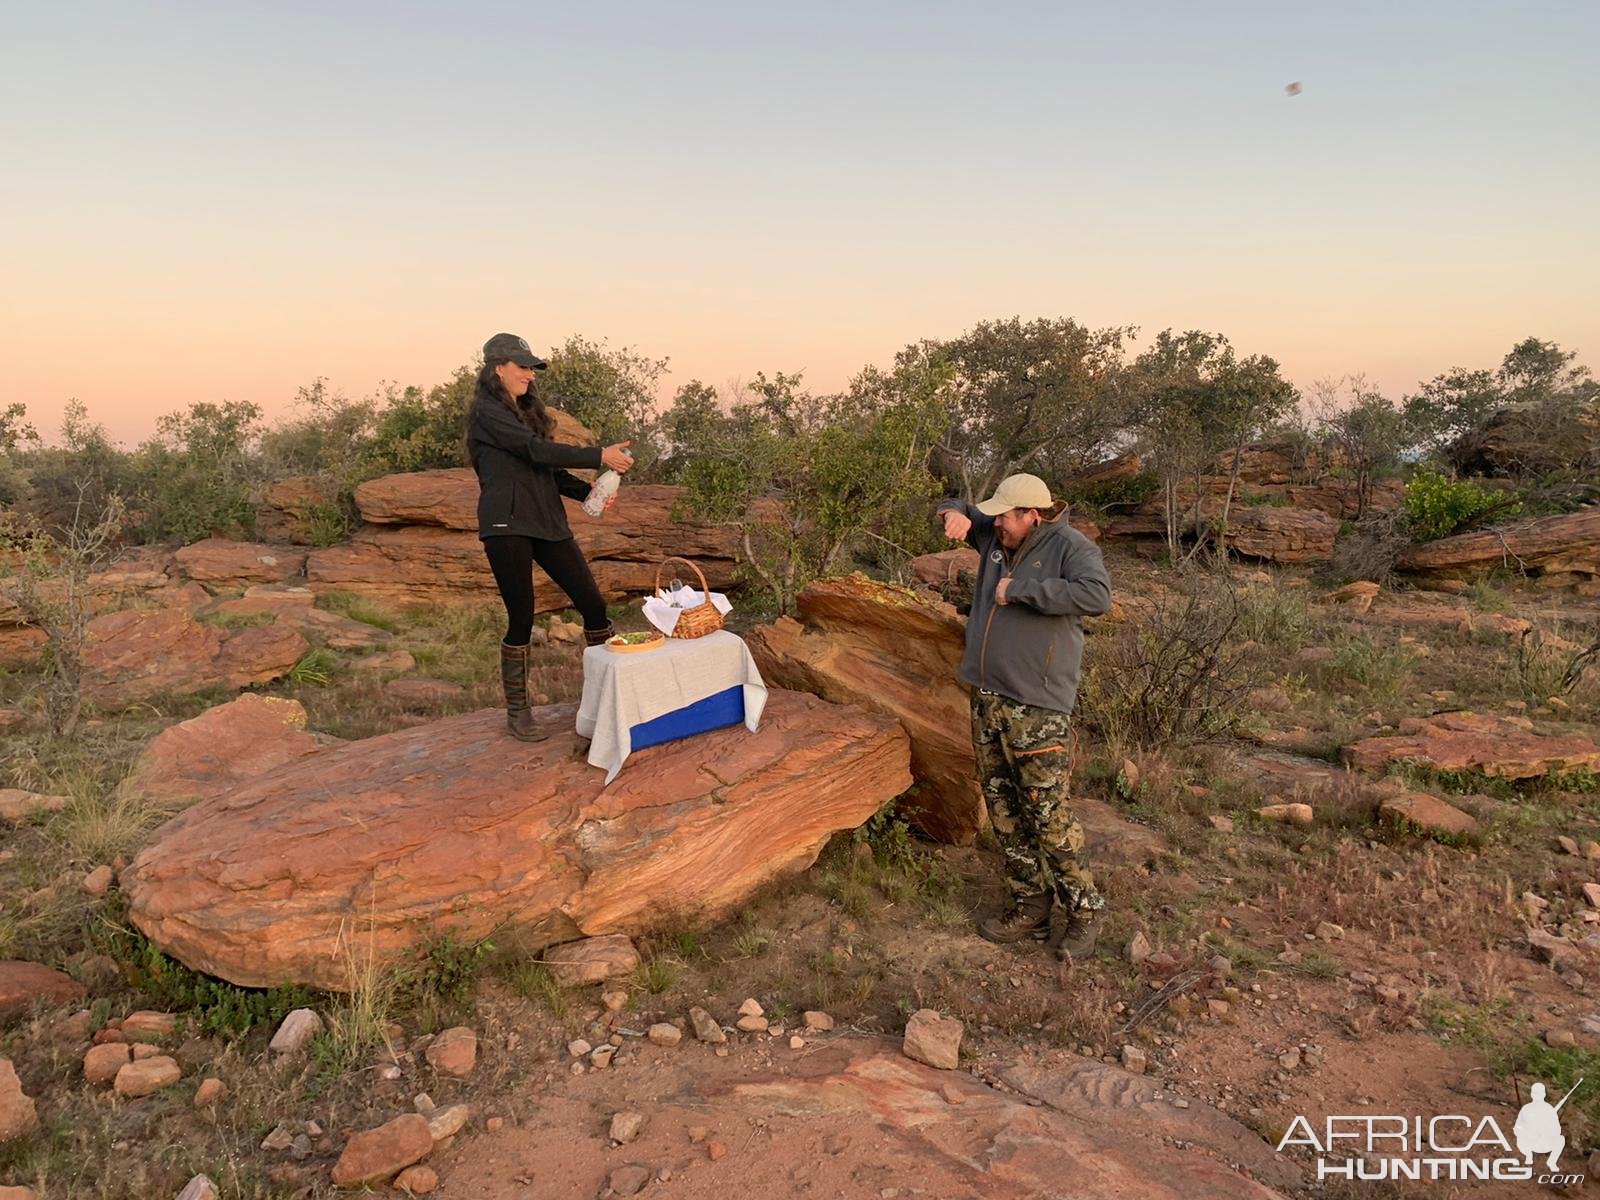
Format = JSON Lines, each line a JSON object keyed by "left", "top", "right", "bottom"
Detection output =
{"left": 504, "top": 960, "right": 568, "bottom": 1017}
{"left": 730, "top": 927, "right": 772, "bottom": 959}
{"left": 673, "top": 930, "right": 705, "bottom": 959}
{"left": 318, "top": 590, "right": 403, "bottom": 633}
{"left": 1424, "top": 994, "right": 1516, "bottom": 1050}
{"left": 197, "top": 610, "right": 276, "bottom": 632}
{"left": 404, "top": 931, "right": 494, "bottom": 1008}
{"left": 632, "top": 954, "right": 681, "bottom": 995}
{"left": 1324, "top": 636, "right": 1416, "bottom": 703}
{"left": 105, "top": 928, "right": 313, "bottom": 1039}
{"left": 287, "top": 647, "right": 339, "bottom": 687}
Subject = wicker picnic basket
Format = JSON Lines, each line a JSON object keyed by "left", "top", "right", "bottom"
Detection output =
{"left": 654, "top": 556, "right": 724, "bottom": 640}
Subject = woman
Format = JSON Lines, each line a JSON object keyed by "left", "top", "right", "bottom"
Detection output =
{"left": 468, "top": 332, "right": 635, "bottom": 741}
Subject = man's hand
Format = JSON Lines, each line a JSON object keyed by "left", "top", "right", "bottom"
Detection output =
{"left": 941, "top": 509, "right": 972, "bottom": 541}
{"left": 996, "top": 577, "right": 1010, "bottom": 605}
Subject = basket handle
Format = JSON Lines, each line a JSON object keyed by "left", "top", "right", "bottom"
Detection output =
{"left": 654, "top": 555, "right": 711, "bottom": 602}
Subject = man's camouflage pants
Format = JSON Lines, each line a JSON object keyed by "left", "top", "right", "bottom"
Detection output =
{"left": 970, "top": 690, "right": 1103, "bottom": 915}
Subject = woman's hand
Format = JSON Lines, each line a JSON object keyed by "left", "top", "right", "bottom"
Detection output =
{"left": 602, "top": 441, "right": 634, "bottom": 472}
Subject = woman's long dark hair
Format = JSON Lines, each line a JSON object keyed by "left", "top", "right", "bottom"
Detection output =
{"left": 467, "top": 360, "right": 555, "bottom": 468}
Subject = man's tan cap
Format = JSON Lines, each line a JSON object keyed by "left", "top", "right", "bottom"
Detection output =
{"left": 975, "top": 472, "right": 1053, "bottom": 516}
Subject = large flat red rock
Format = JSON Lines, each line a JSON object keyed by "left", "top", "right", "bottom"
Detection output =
{"left": 123, "top": 689, "right": 911, "bottom": 989}
{"left": 82, "top": 609, "right": 308, "bottom": 707}
{"left": 1343, "top": 711, "right": 1600, "bottom": 780}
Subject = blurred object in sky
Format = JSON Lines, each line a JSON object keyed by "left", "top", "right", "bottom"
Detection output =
{"left": 1285, "top": 81, "right": 1303, "bottom": 96}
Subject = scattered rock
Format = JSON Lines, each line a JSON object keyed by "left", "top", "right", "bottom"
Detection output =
{"left": 1256, "top": 803, "right": 1314, "bottom": 826}
{"left": 738, "top": 998, "right": 764, "bottom": 1018}
{"left": 329, "top": 1113, "right": 435, "bottom": 1188}
{"left": 1379, "top": 793, "right": 1480, "bottom": 841}
{"left": 269, "top": 1008, "right": 323, "bottom": 1054}
{"left": 352, "top": 650, "right": 417, "bottom": 675}
{"left": 1126, "top": 932, "right": 1153, "bottom": 966}
{"left": 1315, "top": 922, "right": 1344, "bottom": 942}
{"left": 0, "top": 790, "right": 68, "bottom": 825}
{"left": 647, "top": 1023, "right": 681, "bottom": 1047}
{"left": 736, "top": 1015, "right": 769, "bottom": 1033}
{"left": 82, "top": 865, "right": 114, "bottom": 897}
{"left": 113, "top": 1056, "right": 182, "bottom": 1098}
{"left": 1583, "top": 884, "right": 1600, "bottom": 910}
{"left": 120, "top": 1011, "right": 177, "bottom": 1043}
{"left": 1545, "top": 1029, "right": 1578, "bottom": 1049}
{"left": 393, "top": 1165, "right": 439, "bottom": 1196}
{"left": 0, "top": 1059, "right": 38, "bottom": 1141}
{"left": 426, "top": 1105, "right": 470, "bottom": 1142}
{"left": 607, "top": 1165, "right": 651, "bottom": 1197}
{"left": 547, "top": 936, "right": 641, "bottom": 987}
{"left": 175, "top": 1176, "right": 218, "bottom": 1200}
{"left": 1323, "top": 580, "right": 1380, "bottom": 613}
{"left": 1560, "top": 836, "right": 1582, "bottom": 856}
{"left": 903, "top": 1009, "right": 963, "bottom": 1070}
{"left": 1279, "top": 1048, "right": 1302, "bottom": 1070}
{"left": 0, "top": 960, "right": 87, "bottom": 1018}
{"left": 610, "top": 1111, "right": 645, "bottom": 1144}
{"left": 707, "top": 1140, "right": 728, "bottom": 1162}
{"left": 83, "top": 1043, "right": 133, "bottom": 1085}
{"left": 1344, "top": 711, "right": 1600, "bottom": 781}
{"left": 789, "top": 1035, "right": 805, "bottom": 1050}
{"left": 803, "top": 1011, "right": 834, "bottom": 1032}
{"left": 193, "top": 1077, "right": 226, "bottom": 1107}
{"left": 83, "top": 606, "right": 307, "bottom": 707}
{"left": 568, "top": 1039, "right": 592, "bottom": 1058}
{"left": 602, "top": 989, "right": 628, "bottom": 1012}
{"left": 131, "top": 1043, "right": 162, "bottom": 1061}
{"left": 1207, "top": 815, "right": 1234, "bottom": 833}
{"left": 261, "top": 1122, "right": 295, "bottom": 1152}
{"left": 425, "top": 1027, "right": 477, "bottom": 1077}
{"left": 1120, "top": 1045, "right": 1147, "bottom": 1075}
{"left": 689, "top": 1007, "right": 727, "bottom": 1044}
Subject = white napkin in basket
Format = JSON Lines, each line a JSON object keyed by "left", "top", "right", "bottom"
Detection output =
{"left": 643, "top": 584, "right": 733, "bottom": 636}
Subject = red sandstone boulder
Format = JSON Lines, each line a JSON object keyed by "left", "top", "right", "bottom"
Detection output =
{"left": 1221, "top": 506, "right": 1339, "bottom": 563}
{"left": 1398, "top": 506, "right": 1600, "bottom": 584}
{"left": 747, "top": 576, "right": 982, "bottom": 844}
{"left": 123, "top": 689, "right": 911, "bottom": 989}
{"left": 83, "top": 608, "right": 307, "bottom": 707}
{"left": 0, "top": 961, "right": 85, "bottom": 1018}
{"left": 171, "top": 539, "right": 308, "bottom": 587}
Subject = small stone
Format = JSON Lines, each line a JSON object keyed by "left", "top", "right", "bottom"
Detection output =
{"left": 688, "top": 1125, "right": 709, "bottom": 1143}
{"left": 1584, "top": 884, "right": 1600, "bottom": 910}
{"left": 120, "top": 1011, "right": 177, "bottom": 1043}
{"left": 737, "top": 998, "right": 764, "bottom": 1018}
{"left": 378, "top": 1064, "right": 402, "bottom": 1081}
{"left": 412, "top": 1093, "right": 436, "bottom": 1116}
{"left": 568, "top": 1038, "right": 592, "bottom": 1058}
{"left": 544, "top": 935, "right": 640, "bottom": 986}
{"left": 427, "top": 1104, "right": 470, "bottom": 1141}
{"left": 939, "top": 1082, "right": 964, "bottom": 1105}
{"left": 1257, "top": 803, "right": 1314, "bottom": 826}
{"left": 330, "top": 1113, "right": 434, "bottom": 1188}
{"left": 789, "top": 1036, "right": 805, "bottom": 1050}
{"left": 608, "top": 1165, "right": 651, "bottom": 1197}
{"left": 689, "top": 1006, "right": 726, "bottom": 1044}
{"left": 425, "top": 1026, "right": 477, "bottom": 1077}
{"left": 646, "top": 1022, "right": 681, "bottom": 1047}
{"left": 1207, "top": 999, "right": 1231, "bottom": 1018}
{"left": 1279, "top": 1048, "right": 1302, "bottom": 1070}
{"left": 305, "top": 1120, "right": 322, "bottom": 1137}
{"left": 714, "top": 1046, "right": 728, "bottom": 1057}
{"left": 394, "top": 1165, "right": 439, "bottom": 1195}
{"left": 602, "top": 989, "right": 628, "bottom": 1012}
{"left": 82, "top": 865, "right": 114, "bottom": 896}
{"left": 1207, "top": 814, "right": 1234, "bottom": 833}
{"left": 802, "top": 1011, "right": 834, "bottom": 1032}
{"left": 131, "top": 1042, "right": 161, "bottom": 1061}
{"left": 1119, "top": 758, "right": 1141, "bottom": 792}
{"left": 261, "top": 1122, "right": 295, "bottom": 1152}
{"left": 1586, "top": 842, "right": 1600, "bottom": 860}
{"left": 83, "top": 1042, "right": 133, "bottom": 1086}
{"left": 902, "top": 1009, "right": 963, "bottom": 1070}
{"left": 708, "top": 1140, "right": 728, "bottom": 1161}
{"left": 175, "top": 1176, "right": 219, "bottom": 1200}
{"left": 192, "top": 1076, "right": 226, "bottom": 1107}
{"left": 736, "top": 1015, "right": 768, "bottom": 1033}
{"left": 1545, "top": 1029, "right": 1578, "bottom": 1049}
{"left": 1560, "top": 836, "right": 1582, "bottom": 856}
{"left": 1315, "top": 922, "right": 1344, "bottom": 942}
{"left": 0, "top": 1059, "right": 38, "bottom": 1141}
{"left": 268, "top": 1008, "right": 323, "bottom": 1055}
{"left": 113, "top": 1056, "right": 182, "bottom": 1098}
{"left": 1121, "top": 1045, "right": 1147, "bottom": 1075}
{"left": 610, "top": 1111, "right": 645, "bottom": 1144}
{"left": 1126, "top": 931, "right": 1153, "bottom": 966}
{"left": 289, "top": 1133, "right": 313, "bottom": 1160}
{"left": 486, "top": 1117, "right": 504, "bottom": 1132}
{"left": 590, "top": 1045, "right": 615, "bottom": 1069}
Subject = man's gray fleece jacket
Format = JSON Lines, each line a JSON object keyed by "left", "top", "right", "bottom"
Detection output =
{"left": 936, "top": 500, "right": 1113, "bottom": 716}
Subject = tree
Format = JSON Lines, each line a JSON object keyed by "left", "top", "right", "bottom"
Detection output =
{"left": 1129, "top": 331, "right": 1297, "bottom": 565}
{"left": 1312, "top": 376, "right": 1405, "bottom": 519}
{"left": 131, "top": 400, "right": 263, "bottom": 542}
{"left": 540, "top": 336, "right": 668, "bottom": 476}
{"left": 903, "top": 316, "right": 1135, "bottom": 502}
{"left": 1401, "top": 367, "right": 1502, "bottom": 457}
{"left": 0, "top": 402, "right": 37, "bottom": 506}
{"left": 671, "top": 367, "right": 944, "bottom": 614}
{"left": 1498, "top": 337, "right": 1594, "bottom": 405}
{"left": 655, "top": 379, "right": 723, "bottom": 483}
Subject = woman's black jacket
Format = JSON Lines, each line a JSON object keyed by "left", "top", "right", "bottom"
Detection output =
{"left": 467, "top": 389, "right": 603, "bottom": 541}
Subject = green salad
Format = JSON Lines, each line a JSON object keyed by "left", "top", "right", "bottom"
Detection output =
{"left": 608, "top": 631, "right": 660, "bottom": 645}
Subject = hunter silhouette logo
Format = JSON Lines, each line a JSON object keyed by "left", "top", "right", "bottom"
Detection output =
{"left": 1278, "top": 1078, "right": 1585, "bottom": 1185}
{"left": 1515, "top": 1079, "right": 1581, "bottom": 1172}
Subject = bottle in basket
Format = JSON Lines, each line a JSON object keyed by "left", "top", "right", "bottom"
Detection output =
{"left": 581, "top": 449, "right": 632, "bottom": 518}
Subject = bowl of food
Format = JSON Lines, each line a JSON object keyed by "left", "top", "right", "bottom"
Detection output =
{"left": 605, "top": 630, "right": 665, "bottom": 654}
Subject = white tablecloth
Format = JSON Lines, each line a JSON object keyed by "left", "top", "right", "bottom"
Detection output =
{"left": 575, "top": 630, "right": 768, "bottom": 785}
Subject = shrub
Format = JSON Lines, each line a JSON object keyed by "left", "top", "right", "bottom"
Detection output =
{"left": 1402, "top": 469, "right": 1520, "bottom": 541}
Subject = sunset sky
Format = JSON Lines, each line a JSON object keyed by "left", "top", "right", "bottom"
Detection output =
{"left": 4, "top": 1, "right": 1596, "bottom": 445}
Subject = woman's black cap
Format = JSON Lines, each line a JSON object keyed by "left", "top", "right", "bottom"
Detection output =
{"left": 483, "top": 333, "right": 548, "bottom": 369}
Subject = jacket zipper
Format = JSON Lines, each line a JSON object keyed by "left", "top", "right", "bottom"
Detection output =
{"left": 978, "top": 522, "right": 1048, "bottom": 689}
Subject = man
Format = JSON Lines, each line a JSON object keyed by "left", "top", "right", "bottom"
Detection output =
{"left": 937, "top": 473, "right": 1112, "bottom": 960}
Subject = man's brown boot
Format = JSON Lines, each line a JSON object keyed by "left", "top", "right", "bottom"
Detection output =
{"left": 977, "top": 893, "right": 1053, "bottom": 944}
{"left": 1054, "top": 908, "right": 1102, "bottom": 962}
{"left": 500, "top": 641, "right": 546, "bottom": 743}
{"left": 583, "top": 621, "right": 617, "bottom": 648}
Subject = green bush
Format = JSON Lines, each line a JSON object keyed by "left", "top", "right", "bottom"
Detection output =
{"left": 1402, "top": 469, "right": 1519, "bottom": 541}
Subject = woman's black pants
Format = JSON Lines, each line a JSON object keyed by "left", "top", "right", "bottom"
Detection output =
{"left": 481, "top": 535, "right": 608, "bottom": 646}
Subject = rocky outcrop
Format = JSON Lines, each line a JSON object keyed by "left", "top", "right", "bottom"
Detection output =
{"left": 1064, "top": 451, "right": 1143, "bottom": 492}
{"left": 255, "top": 476, "right": 337, "bottom": 544}
{"left": 1220, "top": 506, "right": 1340, "bottom": 563}
{"left": 1343, "top": 711, "right": 1600, "bottom": 781}
{"left": 205, "top": 585, "right": 394, "bottom": 650}
{"left": 119, "top": 694, "right": 328, "bottom": 810}
{"left": 170, "top": 539, "right": 308, "bottom": 587}
{"left": 82, "top": 608, "right": 308, "bottom": 707}
{"left": 1397, "top": 506, "right": 1600, "bottom": 584}
{"left": 446, "top": 1039, "right": 1291, "bottom": 1199}
{"left": 307, "top": 476, "right": 749, "bottom": 610}
{"left": 0, "top": 961, "right": 85, "bottom": 1018}
{"left": 747, "top": 576, "right": 982, "bottom": 844}
{"left": 123, "top": 689, "right": 911, "bottom": 989}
